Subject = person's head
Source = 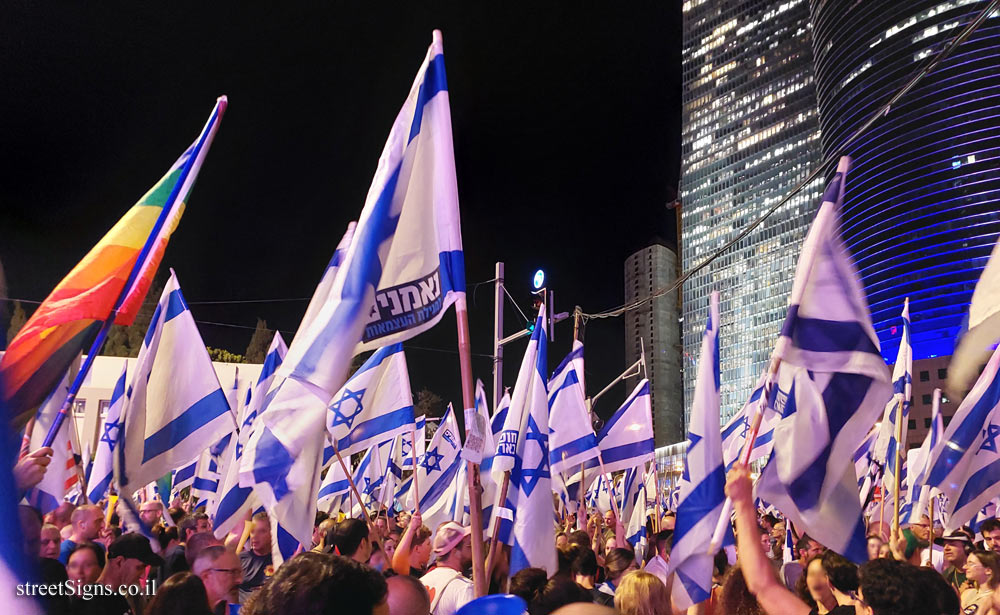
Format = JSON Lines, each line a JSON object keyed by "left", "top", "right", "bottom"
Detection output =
{"left": 432, "top": 522, "right": 472, "bottom": 570}
{"left": 67, "top": 543, "right": 105, "bottom": 585}
{"left": 571, "top": 548, "right": 598, "bottom": 585}
{"left": 45, "top": 501, "right": 76, "bottom": 529}
{"left": 941, "top": 531, "right": 972, "bottom": 566}
{"left": 509, "top": 567, "right": 548, "bottom": 605}
{"left": 181, "top": 512, "right": 211, "bottom": 543}
{"left": 328, "top": 518, "right": 371, "bottom": 562}
{"left": 373, "top": 516, "right": 388, "bottom": 536}
{"left": 661, "top": 512, "right": 676, "bottom": 531}
{"left": 820, "top": 550, "right": 858, "bottom": 596}
{"left": 105, "top": 533, "right": 164, "bottom": 586}
{"left": 193, "top": 545, "right": 242, "bottom": 607}
{"left": 242, "top": 552, "right": 388, "bottom": 615}
{"left": 771, "top": 520, "right": 785, "bottom": 542}
{"left": 70, "top": 504, "right": 104, "bottom": 541}
{"left": 386, "top": 574, "right": 430, "bottom": 615}
{"left": 717, "top": 566, "right": 765, "bottom": 615}
{"left": 39, "top": 524, "right": 61, "bottom": 559}
{"left": 314, "top": 511, "right": 330, "bottom": 537}
{"left": 910, "top": 565, "right": 960, "bottom": 615}
{"left": 877, "top": 542, "right": 890, "bottom": 559}
{"left": 144, "top": 572, "right": 211, "bottom": 615}
{"left": 654, "top": 530, "right": 671, "bottom": 558}
{"left": 185, "top": 532, "right": 223, "bottom": 568}
{"left": 965, "top": 550, "right": 1000, "bottom": 590}
{"left": 567, "top": 530, "right": 591, "bottom": 549}
{"left": 796, "top": 534, "right": 823, "bottom": 563}
{"left": 866, "top": 535, "right": 884, "bottom": 561}
{"left": 139, "top": 500, "right": 164, "bottom": 527}
{"left": 909, "top": 514, "right": 931, "bottom": 543}
{"left": 614, "top": 571, "right": 670, "bottom": 615}
{"left": 154, "top": 524, "right": 180, "bottom": 552}
{"left": 760, "top": 514, "right": 779, "bottom": 534}
{"left": 167, "top": 506, "right": 187, "bottom": 527}
{"left": 250, "top": 512, "right": 272, "bottom": 556}
{"left": 856, "top": 558, "right": 910, "bottom": 615}
{"left": 18, "top": 505, "right": 42, "bottom": 558}
{"left": 604, "top": 547, "right": 637, "bottom": 585}
{"left": 383, "top": 535, "right": 397, "bottom": 560}
{"left": 803, "top": 555, "right": 834, "bottom": 610}
{"left": 409, "top": 525, "right": 432, "bottom": 568}
{"left": 981, "top": 519, "right": 1000, "bottom": 552}
{"left": 534, "top": 577, "right": 594, "bottom": 615}
{"left": 603, "top": 510, "right": 615, "bottom": 527}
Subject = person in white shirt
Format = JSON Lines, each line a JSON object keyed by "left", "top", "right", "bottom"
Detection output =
{"left": 419, "top": 523, "right": 475, "bottom": 615}
{"left": 643, "top": 530, "right": 671, "bottom": 586}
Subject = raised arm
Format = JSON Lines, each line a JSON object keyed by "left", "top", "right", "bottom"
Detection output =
{"left": 392, "top": 511, "right": 421, "bottom": 576}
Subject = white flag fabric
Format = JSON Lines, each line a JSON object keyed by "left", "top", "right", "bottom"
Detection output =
{"left": 353, "top": 31, "right": 465, "bottom": 353}
{"left": 571, "top": 380, "right": 654, "bottom": 483}
{"left": 327, "top": 343, "right": 415, "bottom": 455}
{"left": 949, "top": 237, "right": 1000, "bottom": 396}
{"left": 86, "top": 362, "right": 127, "bottom": 504}
{"left": 410, "top": 405, "right": 464, "bottom": 534}
{"left": 171, "top": 461, "right": 197, "bottom": 498}
{"left": 854, "top": 425, "right": 880, "bottom": 507}
{"left": 869, "top": 300, "right": 913, "bottom": 516}
{"left": 294, "top": 222, "right": 356, "bottom": 347}
{"left": 401, "top": 415, "right": 427, "bottom": 470}
{"left": 721, "top": 374, "right": 778, "bottom": 472}
{"left": 473, "top": 380, "right": 499, "bottom": 535}
{"left": 116, "top": 271, "right": 235, "bottom": 495}
{"left": 668, "top": 291, "right": 729, "bottom": 609}
{"left": 348, "top": 445, "right": 385, "bottom": 518}
{"left": 548, "top": 342, "right": 599, "bottom": 478}
{"left": 925, "top": 345, "right": 1000, "bottom": 530}
{"left": 623, "top": 467, "right": 647, "bottom": 554}
{"left": 240, "top": 31, "right": 465, "bottom": 554}
{"left": 24, "top": 360, "right": 81, "bottom": 514}
{"left": 904, "top": 389, "right": 943, "bottom": 524}
{"left": 318, "top": 453, "right": 350, "bottom": 514}
{"left": 755, "top": 166, "right": 892, "bottom": 563}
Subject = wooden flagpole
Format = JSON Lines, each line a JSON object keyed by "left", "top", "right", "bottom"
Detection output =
{"left": 454, "top": 296, "right": 487, "bottom": 597}
{"left": 335, "top": 447, "right": 373, "bottom": 528}
{"left": 579, "top": 463, "right": 586, "bottom": 531}
{"left": 891, "top": 395, "right": 904, "bottom": 547}
{"left": 411, "top": 426, "right": 421, "bottom": 513}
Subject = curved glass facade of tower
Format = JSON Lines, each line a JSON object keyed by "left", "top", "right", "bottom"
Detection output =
{"left": 680, "top": 0, "right": 824, "bottom": 425}
{"left": 810, "top": 0, "right": 1000, "bottom": 362}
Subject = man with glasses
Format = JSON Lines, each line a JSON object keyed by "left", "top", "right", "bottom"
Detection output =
{"left": 193, "top": 545, "right": 243, "bottom": 615}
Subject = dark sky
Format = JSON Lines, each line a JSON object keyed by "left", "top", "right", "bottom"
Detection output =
{"left": 1, "top": 2, "right": 681, "bottom": 418}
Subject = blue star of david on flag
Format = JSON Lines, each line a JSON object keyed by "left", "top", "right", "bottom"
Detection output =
{"left": 100, "top": 421, "right": 120, "bottom": 448}
{"left": 518, "top": 415, "right": 549, "bottom": 497}
{"left": 329, "top": 387, "right": 366, "bottom": 429}
{"left": 981, "top": 424, "right": 1000, "bottom": 454}
{"left": 422, "top": 447, "right": 444, "bottom": 473}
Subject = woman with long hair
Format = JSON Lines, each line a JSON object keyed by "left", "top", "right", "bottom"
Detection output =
{"left": 962, "top": 549, "right": 1000, "bottom": 614}
{"left": 614, "top": 571, "right": 671, "bottom": 615}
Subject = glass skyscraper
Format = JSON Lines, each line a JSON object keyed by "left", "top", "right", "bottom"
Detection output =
{"left": 680, "top": 0, "right": 824, "bottom": 424}
{"left": 810, "top": 0, "right": 1000, "bottom": 364}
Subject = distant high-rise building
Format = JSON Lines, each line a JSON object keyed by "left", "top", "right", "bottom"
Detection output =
{"left": 624, "top": 240, "right": 682, "bottom": 445}
{"left": 810, "top": 0, "right": 1000, "bottom": 365}
{"left": 680, "top": 0, "right": 824, "bottom": 425}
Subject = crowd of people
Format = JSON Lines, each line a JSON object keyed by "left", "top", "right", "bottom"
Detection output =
{"left": 13, "top": 455, "right": 1000, "bottom": 615}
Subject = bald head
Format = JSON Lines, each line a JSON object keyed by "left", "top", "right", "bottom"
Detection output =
{"left": 386, "top": 574, "right": 430, "bottom": 615}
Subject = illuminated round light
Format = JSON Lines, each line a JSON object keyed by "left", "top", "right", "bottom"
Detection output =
{"left": 532, "top": 269, "right": 545, "bottom": 289}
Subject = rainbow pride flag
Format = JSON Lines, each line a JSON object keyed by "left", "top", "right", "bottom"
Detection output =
{"left": 2, "top": 96, "right": 227, "bottom": 429}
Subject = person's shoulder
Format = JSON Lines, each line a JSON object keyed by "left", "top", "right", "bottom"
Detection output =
{"left": 239, "top": 549, "right": 253, "bottom": 563}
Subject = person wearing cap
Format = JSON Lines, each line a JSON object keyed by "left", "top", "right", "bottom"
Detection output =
{"left": 73, "top": 533, "right": 164, "bottom": 615}
{"left": 939, "top": 529, "right": 973, "bottom": 591}
{"left": 419, "top": 522, "right": 474, "bottom": 615}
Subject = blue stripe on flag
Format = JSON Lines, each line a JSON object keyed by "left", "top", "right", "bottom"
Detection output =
{"left": 174, "top": 463, "right": 196, "bottom": 483}
{"left": 549, "top": 434, "right": 599, "bottom": 467}
{"left": 319, "top": 479, "right": 350, "bottom": 499}
{"left": 142, "top": 388, "right": 232, "bottom": 463}
{"left": 598, "top": 382, "right": 650, "bottom": 439}
{"left": 335, "top": 406, "right": 414, "bottom": 451}
{"left": 215, "top": 485, "right": 252, "bottom": 521}
{"left": 780, "top": 307, "right": 881, "bottom": 355}
{"left": 251, "top": 427, "right": 294, "bottom": 501}
{"left": 163, "top": 289, "right": 189, "bottom": 323}
{"left": 599, "top": 439, "right": 656, "bottom": 467}
{"left": 954, "top": 459, "right": 1000, "bottom": 513}
{"left": 408, "top": 54, "right": 448, "bottom": 143}
{"left": 927, "top": 369, "right": 1000, "bottom": 487}
{"left": 672, "top": 465, "right": 727, "bottom": 545}
{"left": 419, "top": 458, "right": 462, "bottom": 510}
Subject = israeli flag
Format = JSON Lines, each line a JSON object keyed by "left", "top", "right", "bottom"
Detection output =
{"left": 570, "top": 380, "right": 654, "bottom": 484}
{"left": 948, "top": 235, "right": 1000, "bottom": 397}
{"left": 327, "top": 344, "right": 415, "bottom": 455}
{"left": 348, "top": 445, "right": 385, "bottom": 518}
{"left": 171, "top": 461, "right": 197, "bottom": 497}
{"left": 624, "top": 468, "right": 648, "bottom": 554}
{"left": 115, "top": 271, "right": 235, "bottom": 496}
{"left": 87, "top": 362, "right": 127, "bottom": 503}
{"left": 925, "top": 345, "right": 1000, "bottom": 529}
{"left": 240, "top": 30, "right": 465, "bottom": 552}
{"left": 586, "top": 473, "right": 613, "bottom": 515}
{"left": 854, "top": 426, "right": 881, "bottom": 507}
{"left": 667, "top": 291, "right": 729, "bottom": 609}
{"left": 213, "top": 333, "right": 285, "bottom": 538}
{"left": 473, "top": 380, "right": 499, "bottom": 534}
{"left": 24, "top": 360, "right": 82, "bottom": 514}
{"left": 410, "top": 405, "right": 464, "bottom": 533}
{"left": 548, "top": 342, "right": 599, "bottom": 478}
{"left": 401, "top": 415, "right": 427, "bottom": 470}
{"left": 493, "top": 309, "right": 556, "bottom": 575}
{"left": 721, "top": 374, "right": 778, "bottom": 472}
{"left": 755, "top": 166, "right": 892, "bottom": 564}
{"left": 318, "top": 453, "right": 350, "bottom": 514}
{"left": 782, "top": 522, "right": 796, "bottom": 564}
{"left": 870, "top": 300, "right": 913, "bottom": 513}
{"left": 904, "top": 389, "right": 943, "bottom": 524}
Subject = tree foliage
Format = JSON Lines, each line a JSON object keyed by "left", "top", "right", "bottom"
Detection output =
{"left": 6, "top": 300, "right": 27, "bottom": 346}
{"left": 101, "top": 278, "right": 164, "bottom": 357}
{"left": 414, "top": 388, "right": 445, "bottom": 419}
{"left": 244, "top": 318, "right": 273, "bottom": 363}
{"left": 207, "top": 347, "right": 245, "bottom": 363}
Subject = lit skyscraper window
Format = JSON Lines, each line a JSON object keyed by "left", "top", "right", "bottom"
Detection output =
{"left": 680, "top": 0, "right": 824, "bottom": 425}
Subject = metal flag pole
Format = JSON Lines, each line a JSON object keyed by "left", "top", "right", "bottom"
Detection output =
{"left": 454, "top": 294, "right": 487, "bottom": 597}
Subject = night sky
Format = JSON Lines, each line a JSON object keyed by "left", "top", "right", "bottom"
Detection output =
{"left": 1, "top": 3, "right": 682, "bottom": 418}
